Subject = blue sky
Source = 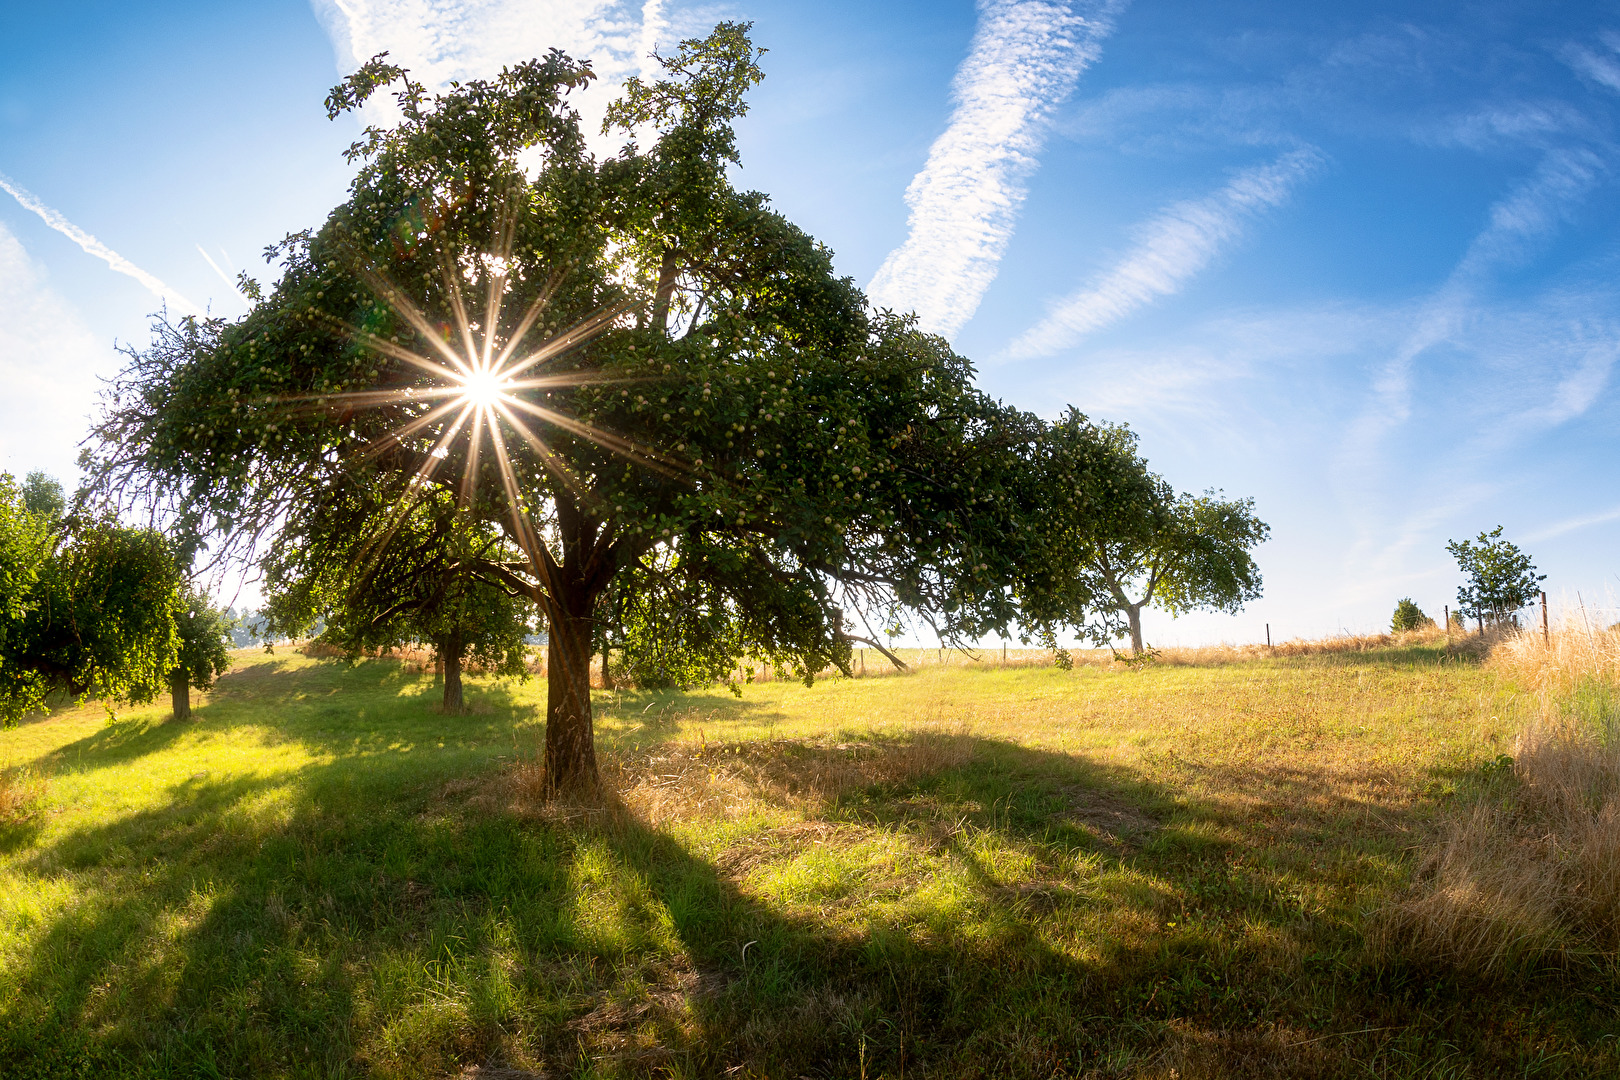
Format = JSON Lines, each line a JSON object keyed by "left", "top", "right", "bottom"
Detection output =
{"left": 3, "top": 0, "right": 1619, "bottom": 643}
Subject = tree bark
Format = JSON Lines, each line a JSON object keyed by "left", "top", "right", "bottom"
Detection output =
{"left": 543, "top": 607, "right": 598, "bottom": 795}
{"left": 1127, "top": 605, "right": 1145, "bottom": 655}
{"left": 440, "top": 631, "right": 465, "bottom": 713}
{"left": 651, "top": 247, "right": 679, "bottom": 332}
{"left": 170, "top": 668, "right": 191, "bottom": 721}
{"left": 601, "top": 641, "right": 613, "bottom": 690}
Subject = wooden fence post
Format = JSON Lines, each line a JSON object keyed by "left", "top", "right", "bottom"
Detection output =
{"left": 1266, "top": 623, "right": 1271, "bottom": 648}
{"left": 1541, "top": 590, "right": 1549, "bottom": 645}
{"left": 1444, "top": 605, "right": 1449, "bottom": 644}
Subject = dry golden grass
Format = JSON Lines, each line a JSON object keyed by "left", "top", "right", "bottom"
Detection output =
{"left": 784, "top": 627, "right": 1495, "bottom": 677}
{"left": 1127, "top": 624, "right": 1504, "bottom": 667}
{"left": 1492, "top": 613, "right": 1620, "bottom": 704}
{"left": 507, "top": 728, "right": 977, "bottom": 826}
{"left": 1376, "top": 618, "right": 1620, "bottom": 974}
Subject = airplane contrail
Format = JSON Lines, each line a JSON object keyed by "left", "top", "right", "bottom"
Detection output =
{"left": 0, "top": 170, "right": 197, "bottom": 315}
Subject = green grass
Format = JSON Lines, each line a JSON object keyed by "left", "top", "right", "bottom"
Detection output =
{"left": 1, "top": 643, "right": 1614, "bottom": 1077}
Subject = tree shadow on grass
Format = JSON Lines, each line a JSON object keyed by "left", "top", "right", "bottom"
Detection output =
{"left": 2, "top": 727, "right": 1616, "bottom": 1079}
{"left": 41, "top": 715, "right": 202, "bottom": 774}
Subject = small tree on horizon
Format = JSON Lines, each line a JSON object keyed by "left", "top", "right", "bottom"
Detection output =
{"left": 1446, "top": 526, "right": 1543, "bottom": 628}
{"left": 1004, "top": 414, "right": 1268, "bottom": 657}
{"left": 21, "top": 471, "right": 65, "bottom": 521}
{"left": 1390, "top": 597, "right": 1432, "bottom": 633}
{"left": 1095, "top": 489, "right": 1269, "bottom": 655}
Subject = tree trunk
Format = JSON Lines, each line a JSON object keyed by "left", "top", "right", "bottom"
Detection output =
{"left": 1127, "top": 605, "right": 1145, "bottom": 655}
{"left": 441, "top": 632, "right": 465, "bottom": 713}
{"left": 651, "top": 247, "right": 679, "bottom": 331}
{"left": 601, "top": 641, "right": 613, "bottom": 690}
{"left": 169, "top": 668, "right": 191, "bottom": 721}
{"left": 544, "top": 607, "right": 598, "bottom": 795}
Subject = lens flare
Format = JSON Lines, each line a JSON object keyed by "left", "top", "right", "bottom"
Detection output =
{"left": 271, "top": 232, "right": 684, "bottom": 597}
{"left": 457, "top": 367, "right": 510, "bottom": 408}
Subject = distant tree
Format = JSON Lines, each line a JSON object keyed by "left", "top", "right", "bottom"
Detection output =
{"left": 0, "top": 475, "right": 181, "bottom": 724}
{"left": 1391, "top": 597, "right": 1432, "bottom": 633}
{"left": 1066, "top": 470, "right": 1269, "bottom": 655}
{"left": 1004, "top": 410, "right": 1163, "bottom": 653}
{"left": 1446, "top": 526, "right": 1543, "bottom": 627}
{"left": 221, "top": 608, "right": 267, "bottom": 648}
{"left": 170, "top": 589, "right": 232, "bottom": 720}
{"left": 262, "top": 487, "right": 532, "bottom": 713}
{"left": 21, "top": 471, "right": 65, "bottom": 521}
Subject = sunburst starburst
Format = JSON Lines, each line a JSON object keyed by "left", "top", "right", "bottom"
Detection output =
{"left": 270, "top": 241, "right": 685, "bottom": 594}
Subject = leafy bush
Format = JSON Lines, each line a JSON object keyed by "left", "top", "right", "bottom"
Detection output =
{"left": 1391, "top": 597, "right": 1432, "bottom": 632}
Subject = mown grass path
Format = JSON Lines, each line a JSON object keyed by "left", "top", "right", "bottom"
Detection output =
{"left": 2, "top": 645, "right": 1612, "bottom": 1078}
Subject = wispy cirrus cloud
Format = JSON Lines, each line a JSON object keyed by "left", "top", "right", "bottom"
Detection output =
{"left": 1563, "top": 32, "right": 1620, "bottom": 94}
{"left": 310, "top": 0, "right": 680, "bottom": 152}
{"left": 866, "top": 0, "right": 1125, "bottom": 339}
{"left": 0, "top": 170, "right": 196, "bottom": 315}
{"left": 1528, "top": 503, "right": 1620, "bottom": 543}
{"left": 999, "top": 147, "right": 1323, "bottom": 361}
{"left": 1345, "top": 143, "right": 1607, "bottom": 453}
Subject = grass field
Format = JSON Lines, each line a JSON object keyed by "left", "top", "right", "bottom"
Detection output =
{"left": 2, "top": 638, "right": 1615, "bottom": 1078}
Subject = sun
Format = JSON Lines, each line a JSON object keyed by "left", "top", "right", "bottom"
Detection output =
{"left": 457, "top": 367, "right": 510, "bottom": 409}
{"left": 280, "top": 241, "right": 685, "bottom": 583}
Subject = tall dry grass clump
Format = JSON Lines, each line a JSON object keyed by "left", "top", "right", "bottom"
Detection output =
{"left": 1375, "top": 619, "right": 1620, "bottom": 974}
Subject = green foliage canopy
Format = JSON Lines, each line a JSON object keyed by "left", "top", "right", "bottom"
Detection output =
{"left": 175, "top": 587, "right": 232, "bottom": 692}
{"left": 1033, "top": 425, "right": 1270, "bottom": 654}
{"left": 262, "top": 484, "right": 533, "bottom": 710}
{"left": 1390, "top": 597, "right": 1431, "bottom": 633}
{"left": 0, "top": 474, "right": 182, "bottom": 724}
{"left": 1447, "top": 526, "right": 1543, "bottom": 625}
{"left": 85, "top": 25, "right": 1107, "bottom": 790}
{"left": 21, "top": 471, "right": 65, "bottom": 521}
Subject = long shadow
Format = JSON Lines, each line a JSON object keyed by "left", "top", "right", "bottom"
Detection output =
{"left": 42, "top": 715, "right": 201, "bottom": 774}
{"left": 3, "top": 717, "right": 1616, "bottom": 1077}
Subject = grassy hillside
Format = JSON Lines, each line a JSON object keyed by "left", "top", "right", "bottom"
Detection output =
{"left": 2, "top": 641, "right": 1613, "bottom": 1078}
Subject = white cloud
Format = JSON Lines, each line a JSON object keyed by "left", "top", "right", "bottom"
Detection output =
{"left": 999, "top": 147, "right": 1322, "bottom": 361}
{"left": 1533, "top": 338, "right": 1620, "bottom": 425}
{"left": 1527, "top": 503, "right": 1620, "bottom": 543}
{"left": 196, "top": 244, "right": 253, "bottom": 309}
{"left": 1340, "top": 146, "right": 1609, "bottom": 480}
{"left": 1565, "top": 41, "right": 1620, "bottom": 94}
{"left": 0, "top": 171, "right": 197, "bottom": 315}
{"left": 866, "top": 0, "right": 1124, "bottom": 338}
{"left": 0, "top": 223, "right": 113, "bottom": 484}
{"left": 1418, "top": 101, "right": 1587, "bottom": 152}
{"left": 1455, "top": 146, "right": 1605, "bottom": 276}
{"left": 310, "top": 0, "right": 680, "bottom": 154}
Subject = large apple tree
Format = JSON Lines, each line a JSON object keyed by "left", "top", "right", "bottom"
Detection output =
{"left": 87, "top": 24, "right": 1120, "bottom": 792}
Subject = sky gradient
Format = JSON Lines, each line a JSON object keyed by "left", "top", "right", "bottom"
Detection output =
{"left": 3, "top": 0, "right": 1618, "bottom": 644}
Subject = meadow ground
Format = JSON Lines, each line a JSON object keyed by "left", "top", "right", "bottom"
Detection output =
{"left": 1, "top": 636, "right": 1614, "bottom": 1078}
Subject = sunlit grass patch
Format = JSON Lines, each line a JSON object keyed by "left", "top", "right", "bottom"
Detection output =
{"left": 3, "top": 640, "right": 1616, "bottom": 1076}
